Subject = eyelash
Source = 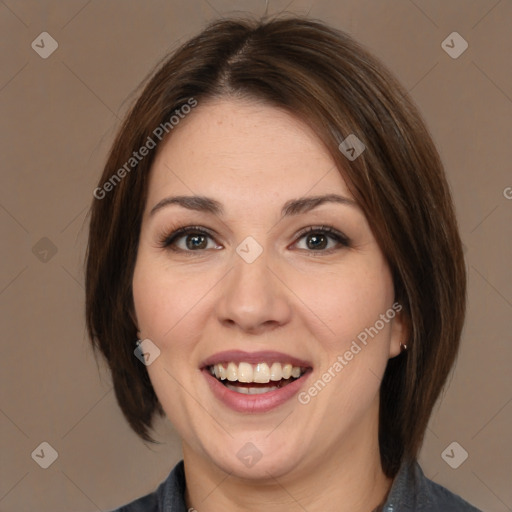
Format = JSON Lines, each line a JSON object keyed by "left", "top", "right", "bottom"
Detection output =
{"left": 157, "top": 224, "right": 351, "bottom": 255}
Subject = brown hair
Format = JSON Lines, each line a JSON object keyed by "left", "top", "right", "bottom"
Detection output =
{"left": 85, "top": 16, "right": 466, "bottom": 478}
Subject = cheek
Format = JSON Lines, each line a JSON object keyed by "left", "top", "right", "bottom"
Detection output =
{"left": 290, "top": 253, "right": 395, "bottom": 344}
{"left": 132, "top": 258, "right": 207, "bottom": 340}
{"left": 132, "top": 260, "right": 206, "bottom": 427}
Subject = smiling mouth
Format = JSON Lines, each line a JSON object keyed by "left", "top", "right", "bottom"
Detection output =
{"left": 207, "top": 361, "right": 309, "bottom": 395}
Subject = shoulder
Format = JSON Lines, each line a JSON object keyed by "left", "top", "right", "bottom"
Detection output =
{"left": 419, "top": 474, "right": 482, "bottom": 512}
{"left": 383, "top": 460, "right": 482, "bottom": 511}
{"left": 110, "top": 491, "right": 158, "bottom": 512}
{"left": 106, "top": 460, "right": 187, "bottom": 512}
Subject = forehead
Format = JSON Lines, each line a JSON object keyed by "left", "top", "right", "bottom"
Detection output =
{"left": 147, "top": 98, "right": 352, "bottom": 205}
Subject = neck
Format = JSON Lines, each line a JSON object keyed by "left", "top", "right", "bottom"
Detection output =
{"left": 182, "top": 404, "right": 392, "bottom": 512}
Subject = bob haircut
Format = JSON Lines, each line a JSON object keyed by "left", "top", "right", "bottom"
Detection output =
{"left": 86, "top": 16, "right": 466, "bottom": 478}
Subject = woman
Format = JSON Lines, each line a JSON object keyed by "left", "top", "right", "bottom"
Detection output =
{"left": 86, "top": 16, "right": 481, "bottom": 512}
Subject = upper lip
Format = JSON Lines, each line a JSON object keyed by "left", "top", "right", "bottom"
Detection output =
{"left": 200, "top": 350, "right": 312, "bottom": 369}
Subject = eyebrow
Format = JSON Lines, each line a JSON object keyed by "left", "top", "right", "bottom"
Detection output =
{"left": 149, "top": 193, "right": 359, "bottom": 218}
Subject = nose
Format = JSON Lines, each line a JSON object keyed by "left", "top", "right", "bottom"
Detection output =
{"left": 215, "top": 249, "right": 292, "bottom": 334}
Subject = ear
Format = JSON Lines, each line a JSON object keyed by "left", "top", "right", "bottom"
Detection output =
{"left": 388, "top": 307, "right": 409, "bottom": 359}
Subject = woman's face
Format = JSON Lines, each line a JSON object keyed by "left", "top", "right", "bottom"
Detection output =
{"left": 132, "top": 98, "right": 406, "bottom": 479}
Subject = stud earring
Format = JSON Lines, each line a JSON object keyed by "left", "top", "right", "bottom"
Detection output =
{"left": 400, "top": 342, "right": 408, "bottom": 353}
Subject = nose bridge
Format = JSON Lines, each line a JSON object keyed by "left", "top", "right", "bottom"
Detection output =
{"left": 216, "top": 242, "right": 291, "bottom": 331}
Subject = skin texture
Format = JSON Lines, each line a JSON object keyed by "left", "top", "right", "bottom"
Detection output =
{"left": 132, "top": 98, "right": 407, "bottom": 512}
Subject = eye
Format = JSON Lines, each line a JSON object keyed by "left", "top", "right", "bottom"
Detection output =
{"left": 159, "top": 226, "right": 221, "bottom": 252}
{"left": 293, "top": 225, "right": 350, "bottom": 252}
{"left": 158, "top": 224, "right": 350, "bottom": 254}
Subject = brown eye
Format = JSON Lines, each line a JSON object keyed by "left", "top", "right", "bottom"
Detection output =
{"left": 160, "top": 226, "right": 221, "bottom": 252}
{"left": 305, "top": 233, "right": 328, "bottom": 250}
{"left": 184, "top": 233, "right": 208, "bottom": 250}
{"left": 294, "top": 226, "right": 350, "bottom": 252}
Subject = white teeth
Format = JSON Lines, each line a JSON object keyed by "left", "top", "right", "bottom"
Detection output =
{"left": 291, "top": 366, "right": 301, "bottom": 378}
{"left": 253, "top": 363, "right": 270, "bottom": 383}
{"left": 238, "top": 362, "right": 253, "bottom": 383}
{"left": 225, "top": 383, "right": 279, "bottom": 394}
{"left": 210, "top": 361, "right": 305, "bottom": 384}
{"left": 217, "top": 364, "right": 227, "bottom": 380}
{"left": 282, "top": 363, "right": 292, "bottom": 379}
{"left": 226, "top": 362, "right": 238, "bottom": 382}
{"left": 269, "top": 362, "right": 282, "bottom": 381}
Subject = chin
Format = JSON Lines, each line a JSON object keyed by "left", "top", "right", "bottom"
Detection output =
{"left": 208, "top": 441, "right": 305, "bottom": 481}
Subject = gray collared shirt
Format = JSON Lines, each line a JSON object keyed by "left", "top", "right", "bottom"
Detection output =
{"left": 112, "top": 459, "right": 482, "bottom": 511}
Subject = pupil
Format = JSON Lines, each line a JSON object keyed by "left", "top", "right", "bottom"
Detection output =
{"left": 187, "top": 234, "right": 207, "bottom": 250}
{"left": 307, "top": 233, "right": 327, "bottom": 250}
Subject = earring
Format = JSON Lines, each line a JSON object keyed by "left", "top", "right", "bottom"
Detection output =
{"left": 400, "top": 342, "right": 408, "bottom": 353}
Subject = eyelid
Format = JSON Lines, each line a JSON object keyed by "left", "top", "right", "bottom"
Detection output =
{"left": 293, "top": 225, "right": 350, "bottom": 247}
{"left": 157, "top": 225, "right": 218, "bottom": 250}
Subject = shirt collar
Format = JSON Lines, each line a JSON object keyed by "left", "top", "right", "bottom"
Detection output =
{"left": 155, "top": 458, "right": 467, "bottom": 512}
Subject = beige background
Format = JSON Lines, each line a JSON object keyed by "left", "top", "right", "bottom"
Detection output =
{"left": 1, "top": 1, "right": 511, "bottom": 511}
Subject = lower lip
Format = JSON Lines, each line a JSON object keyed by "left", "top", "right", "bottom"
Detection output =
{"left": 202, "top": 369, "right": 311, "bottom": 413}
